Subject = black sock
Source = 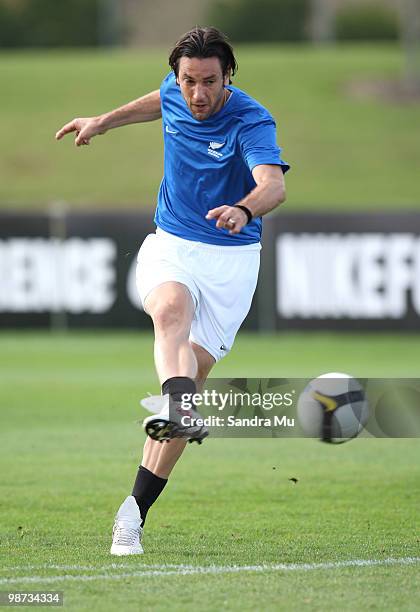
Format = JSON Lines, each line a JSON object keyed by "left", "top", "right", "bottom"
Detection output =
{"left": 132, "top": 465, "right": 168, "bottom": 527}
{"left": 162, "top": 376, "right": 196, "bottom": 402}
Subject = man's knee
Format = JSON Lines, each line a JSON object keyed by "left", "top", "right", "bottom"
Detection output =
{"left": 152, "top": 301, "right": 186, "bottom": 331}
{"left": 147, "top": 284, "right": 194, "bottom": 333}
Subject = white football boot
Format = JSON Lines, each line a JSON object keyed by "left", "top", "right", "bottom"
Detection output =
{"left": 110, "top": 495, "right": 143, "bottom": 556}
{"left": 141, "top": 394, "right": 208, "bottom": 444}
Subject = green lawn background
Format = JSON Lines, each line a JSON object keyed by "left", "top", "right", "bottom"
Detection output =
{"left": 1, "top": 44, "right": 419, "bottom": 210}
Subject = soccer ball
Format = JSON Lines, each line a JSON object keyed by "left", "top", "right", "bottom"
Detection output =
{"left": 297, "top": 372, "right": 369, "bottom": 444}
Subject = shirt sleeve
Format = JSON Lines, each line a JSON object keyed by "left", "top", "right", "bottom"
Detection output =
{"left": 160, "top": 72, "right": 175, "bottom": 102}
{"left": 238, "top": 117, "right": 290, "bottom": 174}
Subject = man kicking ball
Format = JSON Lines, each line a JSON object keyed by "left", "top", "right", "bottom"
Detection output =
{"left": 56, "top": 26, "right": 289, "bottom": 555}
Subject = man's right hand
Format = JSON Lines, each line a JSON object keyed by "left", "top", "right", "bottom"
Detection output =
{"left": 55, "top": 116, "right": 104, "bottom": 146}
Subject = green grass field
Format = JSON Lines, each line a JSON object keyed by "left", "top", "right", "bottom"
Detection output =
{"left": 1, "top": 44, "right": 420, "bottom": 210}
{"left": 0, "top": 332, "right": 419, "bottom": 611}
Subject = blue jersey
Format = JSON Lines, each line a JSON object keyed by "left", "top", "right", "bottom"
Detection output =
{"left": 155, "top": 73, "right": 289, "bottom": 246}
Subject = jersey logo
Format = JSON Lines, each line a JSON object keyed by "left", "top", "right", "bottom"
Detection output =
{"left": 209, "top": 141, "right": 225, "bottom": 150}
{"left": 208, "top": 141, "right": 225, "bottom": 159}
{"left": 165, "top": 125, "right": 178, "bottom": 135}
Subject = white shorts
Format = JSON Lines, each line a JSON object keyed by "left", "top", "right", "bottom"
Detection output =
{"left": 136, "top": 228, "right": 261, "bottom": 362}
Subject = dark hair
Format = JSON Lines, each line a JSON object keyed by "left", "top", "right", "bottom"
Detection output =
{"left": 169, "top": 26, "right": 238, "bottom": 82}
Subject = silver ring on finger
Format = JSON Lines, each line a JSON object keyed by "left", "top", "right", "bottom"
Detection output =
{"left": 228, "top": 218, "right": 235, "bottom": 227}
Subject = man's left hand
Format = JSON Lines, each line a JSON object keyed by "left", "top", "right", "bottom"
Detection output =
{"left": 206, "top": 205, "right": 249, "bottom": 235}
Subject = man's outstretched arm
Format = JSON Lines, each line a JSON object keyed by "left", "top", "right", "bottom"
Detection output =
{"left": 55, "top": 89, "right": 161, "bottom": 146}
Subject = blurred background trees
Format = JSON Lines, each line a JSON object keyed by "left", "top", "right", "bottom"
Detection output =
{"left": 0, "top": 0, "right": 418, "bottom": 91}
{"left": 0, "top": 0, "right": 100, "bottom": 47}
{"left": 0, "top": 0, "right": 408, "bottom": 47}
{"left": 208, "top": 0, "right": 309, "bottom": 42}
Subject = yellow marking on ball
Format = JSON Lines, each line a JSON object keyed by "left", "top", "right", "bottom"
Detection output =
{"left": 312, "top": 391, "right": 338, "bottom": 412}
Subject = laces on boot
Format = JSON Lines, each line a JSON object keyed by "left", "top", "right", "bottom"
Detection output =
{"left": 113, "top": 524, "right": 140, "bottom": 547}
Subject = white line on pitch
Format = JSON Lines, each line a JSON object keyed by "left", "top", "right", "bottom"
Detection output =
{"left": 0, "top": 557, "right": 419, "bottom": 585}
{"left": 0, "top": 563, "right": 183, "bottom": 573}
